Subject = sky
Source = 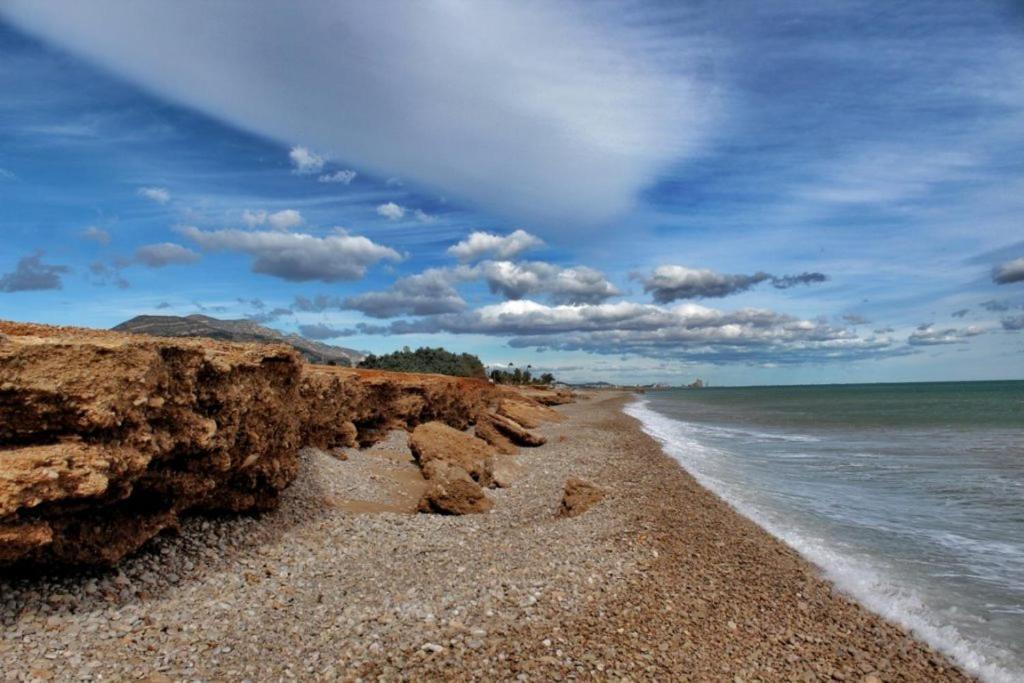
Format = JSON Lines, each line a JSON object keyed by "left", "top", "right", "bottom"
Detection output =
{"left": 1, "top": 0, "right": 1022, "bottom": 386}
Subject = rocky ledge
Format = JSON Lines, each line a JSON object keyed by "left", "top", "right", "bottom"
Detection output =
{"left": 0, "top": 321, "right": 562, "bottom": 567}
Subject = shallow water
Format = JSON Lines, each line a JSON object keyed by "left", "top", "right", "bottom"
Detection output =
{"left": 625, "top": 381, "right": 1024, "bottom": 683}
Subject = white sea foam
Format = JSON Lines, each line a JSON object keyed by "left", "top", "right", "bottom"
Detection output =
{"left": 624, "top": 398, "right": 1022, "bottom": 683}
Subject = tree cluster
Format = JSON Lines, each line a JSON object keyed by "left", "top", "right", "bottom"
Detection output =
{"left": 489, "top": 365, "right": 555, "bottom": 385}
{"left": 358, "top": 346, "right": 486, "bottom": 378}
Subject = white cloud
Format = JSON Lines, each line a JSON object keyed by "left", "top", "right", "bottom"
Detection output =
{"left": 447, "top": 229, "right": 544, "bottom": 262}
{"left": 179, "top": 226, "right": 400, "bottom": 282}
{"left": 0, "top": 1, "right": 717, "bottom": 225}
{"left": 993, "top": 256, "right": 1024, "bottom": 285}
{"left": 133, "top": 242, "right": 200, "bottom": 267}
{"left": 376, "top": 202, "right": 405, "bottom": 220}
{"left": 288, "top": 145, "right": 324, "bottom": 174}
{"left": 474, "top": 260, "right": 619, "bottom": 304}
{"left": 413, "top": 209, "right": 435, "bottom": 223}
{"left": 241, "top": 209, "right": 267, "bottom": 227}
{"left": 363, "top": 299, "right": 903, "bottom": 365}
{"left": 81, "top": 226, "right": 111, "bottom": 244}
{"left": 638, "top": 265, "right": 826, "bottom": 302}
{"left": 0, "top": 168, "right": 16, "bottom": 181}
{"left": 267, "top": 209, "right": 303, "bottom": 231}
{"left": 318, "top": 169, "right": 356, "bottom": 184}
{"left": 908, "top": 324, "right": 986, "bottom": 346}
{"left": 241, "top": 208, "right": 303, "bottom": 231}
{"left": 342, "top": 269, "right": 467, "bottom": 318}
{"left": 137, "top": 186, "right": 170, "bottom": 204}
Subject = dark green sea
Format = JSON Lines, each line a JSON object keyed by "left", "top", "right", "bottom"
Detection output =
{"left": 626, "top": 381, "right": 1024, "bottom": 683}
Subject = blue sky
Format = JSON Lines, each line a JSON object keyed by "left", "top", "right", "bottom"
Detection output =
{"left": 1, "top": 1, "right": 1022, "bottom": 385}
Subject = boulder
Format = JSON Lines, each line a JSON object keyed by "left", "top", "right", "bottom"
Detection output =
{"left": 486, "top": 412, "right": 547, "bottom": 447}
{"left": 496, "top": 397, "right": 563, "bottom": 429}
{"left": 417, "top": 462, "right": 492, "bottom": 515}
{"left": 474, "top": 419, "right": 517, "bottom": 455}
{"left": 409, "top": 421, "right": 496, "bottom": 487}
{"left": 485, "top": 455, "right": 518, "bottom": 489}
{"left": 558, "top": 478, "right": 606, "bottom": 518}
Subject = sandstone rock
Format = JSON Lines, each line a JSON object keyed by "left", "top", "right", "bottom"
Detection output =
{"left": 416, "top": 462, "right": 492, "bottom": 515}
{"left": 486, "top": 412, "right": 547, "bottom": 447}
{"left": 409, "top": 422, "right": 495, "bottom": 487}
{"left": 0, "top": 321, "right": 304, "bottom": 566}
{"left": 486, "top": 455, "right": 518, "bottom": 489}
{"left": 496, "top": 397, "right": 563, "bottom": 429}
{"left": 558, "top": 478, "right": 606, "bottom": 518}
{"left": 473, "top": 419, "right": 517, "bottom": 455}
{"left": 300, "top": 366, "right": 495, "bottom": 448}
{"left": 0, "top": 321, "right": 503, "bottom": 566}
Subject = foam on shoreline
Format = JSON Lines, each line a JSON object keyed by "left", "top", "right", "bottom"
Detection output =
{"left": 624, "top": 397, "right": 1020, "bottom": 683}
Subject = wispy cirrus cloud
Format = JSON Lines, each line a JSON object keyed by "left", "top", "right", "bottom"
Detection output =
{"left": 0, "top": 1, "right": 717, "bottom": 226}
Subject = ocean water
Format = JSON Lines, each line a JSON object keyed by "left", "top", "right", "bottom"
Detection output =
{"left": 625, "top": 381, "right": 1024, "bottom": 683}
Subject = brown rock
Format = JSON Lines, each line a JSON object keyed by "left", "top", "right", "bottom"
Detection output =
{"left": 417, "top": 462, "right": 492, "bottom": 515}
{"left": 409, "top": 422, "right": 496, "bottom": 487}
{"left": 496, "top": 397, "right": 563, "bottom": 429}
{"left": 558, "top": 477, "right": 606, "bottom": 518}
{"left": 0, "top": 320, "right": 504, "bottom": 566}
{"left": 486, "top": 412, "right": 547, "bottom": 447}
{"left": 0, "top": 321, "right": 304, "bottom": 566}
{"left": 300, "top": 366, "right": 496, "bottom": 449}
{"left": 486, "top": 455, "right": 518, "bottom": 489}
{"left": 474, "top": 419, "right": 517, "bottom": 454}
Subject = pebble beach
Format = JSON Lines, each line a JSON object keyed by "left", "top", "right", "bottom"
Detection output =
{"left": 0, "top": 392, "right": 971, "bottom": 681}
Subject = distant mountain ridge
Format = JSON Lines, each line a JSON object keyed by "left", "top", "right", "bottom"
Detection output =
{"left": 112, "top": 314, "right": 363, "bottom": 366}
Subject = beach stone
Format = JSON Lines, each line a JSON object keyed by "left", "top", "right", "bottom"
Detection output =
{"left": 409, "top": 422, "right": 496, "bottom": 487}
{"left": 558, "top": 478, "right": 606, "bottom": 518}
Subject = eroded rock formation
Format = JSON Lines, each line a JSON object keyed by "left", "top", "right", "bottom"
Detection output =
{"left": 0, "top": 321, "right": 568, "bottom": 566}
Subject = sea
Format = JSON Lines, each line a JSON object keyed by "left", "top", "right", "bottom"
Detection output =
{"left": 625, "top": 381, "right": 1024, "bottom": 683}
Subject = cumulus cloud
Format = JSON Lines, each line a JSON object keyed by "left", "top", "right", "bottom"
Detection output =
{"left": 1002, "top": 315, "right": 1024, "bottom": 331}
{"left": 474, "top": 260, "right": 619, "bottom": 304}
{"left": 447, "top": 230, "right": 544, "bottom": 263}
{"left": 318, "top": 169, "right": 356, "bottom": 184}
{"left": 951, "top": 308, "right": 970, "bottom": 318}
{"left": 137, "top": 186, "right": 170, "bottom": 204}
{"left": 355, "top": 299, "right": 902, "bottom": 365}
{"left": 289, "top": 145, "right": 324, "bottom": 174}
{"left": 638, "top": 265, "right": 827, "bottom": 302}
{"left": 980, "top": 299, "right": 1013, "bottom": 312}
{"left": 0, "top": 252, "right": 69, "bottom": 292}
{"left": 993, "top": 257, "right": 1024, "bottom": 285}
{"left": 298, "top": 322, "right": 354, "bottom": 340}
{"left": 133, "top": 242, "right": 200, "bottom": 267}
{"left": 81, "top": 226, "right": 111, "bottom": 244}
{"left": 242, "top": 208, "right": 303, "bottom": 231}
{"left": 908, "top": 324, "right": 986, "bottom": 346}
{"left": 376, "top": 202, "right": 405, "bottom": 220}
{"left": 88, "top": 260, "right": 130, "bottom": 289}
{"left": 342, "top": 269, "right": 466, "bottom": 318}
{"left": 0, "top": 1, "right": 720, "bottom": 225}
{"left": 179, "top": 226, "right": 400, "bottom": 282}
{"left": 842, "top": 314, "right": 869, "bottom": 325}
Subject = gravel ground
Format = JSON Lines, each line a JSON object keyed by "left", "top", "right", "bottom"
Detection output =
{"left": 0, "top": 392, "right": 971, "bottom": 682}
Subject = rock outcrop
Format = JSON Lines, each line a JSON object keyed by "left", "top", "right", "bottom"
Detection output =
{"left": 300, "top": 366, "right": 494, "bottom": 449}
{"left": 0, "top": 321, "right": 568, "bottom": 565}
{"left": 558, "top": 478, "right": 606, "bottom": 518}
{"left": 0, "top": 321, "right": 304, "bottom": 566}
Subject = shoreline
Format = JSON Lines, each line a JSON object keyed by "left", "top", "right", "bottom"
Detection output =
{"left": 0, "top": 391, "right": 970, "bottom": 681}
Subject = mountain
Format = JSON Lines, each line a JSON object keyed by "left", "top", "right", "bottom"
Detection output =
{"left": 112, "top": 314, "right": 363, "bottom": 366}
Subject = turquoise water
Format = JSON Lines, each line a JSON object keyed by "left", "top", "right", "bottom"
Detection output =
{"left": 626, "top": 381, "right": 1024, "bottom": 683}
